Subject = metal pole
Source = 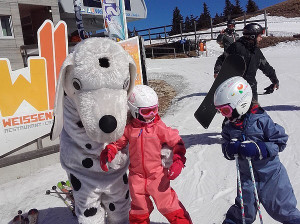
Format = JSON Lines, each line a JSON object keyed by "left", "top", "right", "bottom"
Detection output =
{"left": 247, "top": 158, "right": 264, "bottom": 224}
{"left": 37, "top": 138, "right": 43, "bottom": 149}
{"left": 235, "top": 155, "right": 246, "bottom": 224}
{"left": 264, "top": 10, "right": 268, "bottom": 36}
{"left": 120, "top": 0, "right": 128, "bottom": 39}
{"left": 133, "top": 28, "right": 136, "bottom": 36}
{"left": 151, "top": 48, "right": 154, "bottom": 58}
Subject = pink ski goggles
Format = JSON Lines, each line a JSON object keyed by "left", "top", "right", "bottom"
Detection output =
{"left": 139, "top": 105, "right": 158, "bottom": 118}
{"left": 216, "top": 104, "right": 233, "bottom": 118}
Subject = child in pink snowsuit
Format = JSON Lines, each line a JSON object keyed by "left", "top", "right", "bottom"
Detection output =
{"left": 100, "top": 85, "right": 192, "bottom": 224}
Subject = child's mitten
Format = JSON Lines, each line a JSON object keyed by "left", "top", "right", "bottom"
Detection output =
{"left": 167, "top": 154, "right": 185, "bottom": 180}
{"left": 224, "top": 140, "right": 241, "bottom": 160}
{"left": 100, "top": 145, "right": 118, "bottom": 171}
{"left": 240, "top": 141, "right": 268, "bottom": 160}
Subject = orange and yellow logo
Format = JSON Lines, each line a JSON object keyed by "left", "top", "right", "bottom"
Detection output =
{"left": 0, "top": 20, "right": 67, "bottom": 127}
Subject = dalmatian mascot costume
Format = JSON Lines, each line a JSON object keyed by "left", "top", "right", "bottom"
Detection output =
{"left": 50, "top": 38, "right": 137, "bottom": 224}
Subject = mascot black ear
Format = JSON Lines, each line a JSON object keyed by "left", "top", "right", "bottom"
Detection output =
{"left": 127, "top": 54, "right": 137, "bottom": 98}
{"left": 50, "top": 53, "right": 74, "bottom": 140}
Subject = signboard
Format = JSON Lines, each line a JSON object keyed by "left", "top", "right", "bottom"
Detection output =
{"left": 0, "top": 20, "right": 68, "bottom": 156}
{"left": 119, "top": 36, "right": 143, "bottom": 85}
{"left": 0, "top": 20, "right": 144, "bottom": 156}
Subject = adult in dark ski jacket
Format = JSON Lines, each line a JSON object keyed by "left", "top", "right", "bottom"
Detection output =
{"left": 216, "top": 19, "right": 239, "bottom": 52}
{"left": 214, "top": 23, "right": 279, "bottom": 100}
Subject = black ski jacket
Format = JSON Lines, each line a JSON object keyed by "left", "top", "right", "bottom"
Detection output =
{"left": 217, "top": 28, "right": 239, "bottom": 51}
{"left": 214, "top": 37, "right": 279, "bottom": 99}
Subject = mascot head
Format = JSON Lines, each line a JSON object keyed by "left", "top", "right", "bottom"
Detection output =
{"left": 51, "top": 38, "right": 137, "bottom": 143}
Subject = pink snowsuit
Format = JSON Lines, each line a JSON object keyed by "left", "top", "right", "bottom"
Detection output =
{"left": 107, "top": 115, "right": 192, "bottom": 224}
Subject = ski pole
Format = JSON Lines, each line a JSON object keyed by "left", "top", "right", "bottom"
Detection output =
{"left": 235, "top": 155, "right": 246, "bottom": 224}
{"left": 247, "top": 157, "right": 263, "bottom": 224}
{"left": 46, "top": 190, "right": 69, "bottom": 195}
{"left": 51, "top": 186, "right": 76, "bottom": 216}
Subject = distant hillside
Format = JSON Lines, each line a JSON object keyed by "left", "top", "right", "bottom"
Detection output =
{"left": 260, "top": 0, "right": 300, "bottom": 18}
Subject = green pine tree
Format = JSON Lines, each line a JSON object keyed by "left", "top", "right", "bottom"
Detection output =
{"left": 213, "top": 13, "right": 223, "bottom": 25}
{"left": 223, "top": 0, "right": 234, "bottom": 19}
{"left": 246, "top": 0, "right": 259, "bottom": 13}
{"left": 184, "top": 16, "right": 191, "bottom": 33}
{"left": 232, "top": 0, "right": 244, "bottom": 17}
{"left": 170, "top": 7, "right": 184, "bottom": 35}
{"left": 197, "top": 2, "right": 211, "bottom": 30}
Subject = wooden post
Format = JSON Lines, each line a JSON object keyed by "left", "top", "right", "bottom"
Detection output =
{"left": 148, "top": 29, "right": 151, "bottom": 45}
{"left": 210, "top": 18, "right": 213, "bottom": 40}
{"left": 194, "top": 21, "right": 197, "bottom": 51}
{"left": 243, "top": 13, "right": 246, "bottom": 27}
{"left": 180, "top": 23, "right": 183, "bottom": 40}
{"left": 37, "top": 138, "right": 43, "bottom": 149}
{"left": 264, "top": 10, "right": 268, "bottom": 36}
{"left": 164, "top": 26, "right": 167, "bottom": 43}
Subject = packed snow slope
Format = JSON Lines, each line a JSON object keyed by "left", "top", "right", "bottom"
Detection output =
{"left": 1, "top": 20, "right": 300, "bottom": 224}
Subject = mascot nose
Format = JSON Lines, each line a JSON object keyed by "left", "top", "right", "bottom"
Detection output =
{"left": 99, "top": 115, "right": 117, "bottom": 133}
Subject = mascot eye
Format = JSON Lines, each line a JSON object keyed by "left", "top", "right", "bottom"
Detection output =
{"left": 123, "top": 77, "right": 130, "bottom": 90}
{"left": 72, "top": 78, "right": 82, "bottom": 90}
{"left": 99, "top": 57, "right": 110, "bottom": 68}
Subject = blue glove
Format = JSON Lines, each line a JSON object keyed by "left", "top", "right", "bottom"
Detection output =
{"left": 224, "top": 140, "right": 241, "bottom": 160}
{"left": 240, "top": 141, "right": 268, "bottom": 160}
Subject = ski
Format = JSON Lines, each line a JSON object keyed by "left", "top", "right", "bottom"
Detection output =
{"left": 194, "top": 54, "right": 246, "bottom": 129}
{"left": 46, "top": 185, "right": 76, "bottom": 216}
{"left": 27, "top": 208, "right": 39, "bottom": 224}
{"left": 57, "top": 181, "right": 75, "bottom": 204}
{"left": 12, "top": 210, "right": 26, "bottom": 224}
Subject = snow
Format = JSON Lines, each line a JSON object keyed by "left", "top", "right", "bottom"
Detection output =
{"left": 147, "top": 13, "right": 300, "bottom": 46}
{"left": 1, "top": 16, "right": 300, "bottom": 224}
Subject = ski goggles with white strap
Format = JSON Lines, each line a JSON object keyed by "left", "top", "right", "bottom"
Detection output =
{"left": 215, "top": 104, "right": 233, "bottom": 118}
{"left": 138, "top": 105, "right": 158, "bottom": 118}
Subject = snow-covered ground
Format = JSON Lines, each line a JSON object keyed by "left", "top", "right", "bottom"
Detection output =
{"left": 1, "top": 16, "right": 300, "bottom": 224}
{"left": 147, "top": 14, "right": 300, "bottom": 46}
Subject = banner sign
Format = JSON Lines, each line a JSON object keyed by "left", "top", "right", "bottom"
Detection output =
{"left": 119, "top": 36, "right": 143, "bottom": 85}
{"left": 0, "top": 20, "right": 68, "bottom": 156}
{"left": 73, "top": 0, "right": 87, "bottom": 40}
{"left": 101, "top": 0, "right": 128, "bottom": 40}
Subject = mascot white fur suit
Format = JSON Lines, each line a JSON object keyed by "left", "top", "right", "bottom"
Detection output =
{"left": 50, "top": 37, "right": 137, "bottom": 224}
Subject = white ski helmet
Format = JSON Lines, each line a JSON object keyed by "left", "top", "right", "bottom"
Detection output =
{"left": 128, "top": 85, "right": 158, "bottom": 119}
{"left": 214, "top": 76, "right": 253, "bottom": 116}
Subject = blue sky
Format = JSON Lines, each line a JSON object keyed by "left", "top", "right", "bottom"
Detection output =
{"left": 127, "top": 0, "right": 286, "bottom": 31}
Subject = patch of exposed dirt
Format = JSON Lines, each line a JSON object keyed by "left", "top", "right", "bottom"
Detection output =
{"left": 260, "top": 0, "right": 300, "bottom": 18}
{"left": 148, "top": 80, "right": 177, "bottom": 116}
{"left": 259, "top": 36, "right": 300, "bottom": 48}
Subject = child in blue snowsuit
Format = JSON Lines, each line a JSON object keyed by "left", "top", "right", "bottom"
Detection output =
{"left": 214, "top": 76, "right": 300, "bottom": 224}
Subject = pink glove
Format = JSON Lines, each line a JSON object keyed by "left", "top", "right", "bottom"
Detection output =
{"left": 167, "top": 155, "right": 185, "bottom": 180}
{"left": 100, "top": 145, "right": 118, "bottom": 172}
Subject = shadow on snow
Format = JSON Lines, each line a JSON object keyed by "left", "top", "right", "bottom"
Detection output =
{"left": 181, "top": 133, "right": 222, "bottom": 148}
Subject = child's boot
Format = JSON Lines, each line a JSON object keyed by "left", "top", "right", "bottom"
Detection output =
{"left": 164, "top": 208, "right": 192, "bottom": 224}
{"left": 129, "top": 213, "right": 150, "bottom": 224}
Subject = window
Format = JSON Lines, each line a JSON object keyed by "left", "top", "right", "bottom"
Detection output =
{"left": 83, "top": 0, "right": 130, "bottom": 11}
{"left": 0, "top": 16, "right": 13, "bottom": 38}
{"left": 83, "top": 0, "right": 102, "bottom": 8}
{"left": 125, "top": 0, "right": 131, "bottom": 11}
